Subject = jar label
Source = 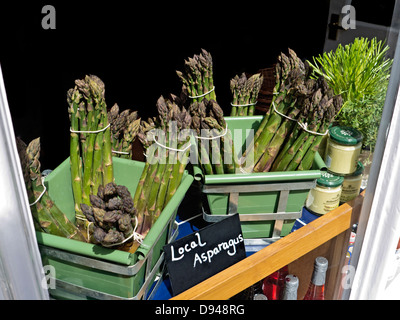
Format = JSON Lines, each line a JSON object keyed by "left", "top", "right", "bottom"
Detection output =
{"left": 306, "top": 188, "right": 341, "bottom": 215}
{"left": 340, "top": 182, "right": 362, "bottom": 202}
{"left": 323, "top": 193, "right": 341, "bottom": 212}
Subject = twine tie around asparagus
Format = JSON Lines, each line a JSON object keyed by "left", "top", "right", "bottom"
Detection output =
{"left": 74, "top": 215, "right": 92, "bottom": 241}
{"left": 194, "top": 123, "right": 228, "bottom": 140}
{"left": 272, "top": 102, "right": 329, "bottom": 136}
{"left": 152, "top": 136, "right": 192, "bottom": 152}
{"left": 71, "top": 123, "right": 129, "bottom": 156}
{"left": 74, "top": 215, "right": 148, "bottom": 248}
{"left": 29, "top": 176, "right": 46, "bottom": 206}
{"left": 102, "top": 216, "right": 147, "bottom": 248}
{"left": 69, "top": 123, "right": 111, "bottom": 134}
{"left": 111, "top": 150, "right": 130, "bottom": 155}
{"left": 188, "top": 86, "right": 215, "bottom": 99}
{"left": 230, "top": 101, "right": 258, "bottom": 108}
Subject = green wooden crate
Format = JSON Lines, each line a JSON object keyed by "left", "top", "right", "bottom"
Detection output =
{"left": 196, "top": 116, "right": 325, "bottom": 239}
{"left": 37, "top": 157, "right": 193, "bottom": 299}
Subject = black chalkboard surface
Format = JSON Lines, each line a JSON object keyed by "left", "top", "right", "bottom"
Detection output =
{"left": 163, "top": 214, "right": 246, "bottom": 296}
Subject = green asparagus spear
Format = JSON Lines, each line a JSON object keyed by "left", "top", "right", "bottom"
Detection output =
{"left": 67, "top": 88, "right": 84, "bottom": 223}
{"left": 21, "top": 137, "right": 86, "bottom": 241}
{"left": 254, "top": 100, "right": 301, "bottom": 172}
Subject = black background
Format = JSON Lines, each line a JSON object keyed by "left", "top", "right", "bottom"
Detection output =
{"left": 0, "top": 1, "right": 330, "bottom": 170}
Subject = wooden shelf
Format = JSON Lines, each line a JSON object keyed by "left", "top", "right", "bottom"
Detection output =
{"left": 171, "top": 191, "right": 364, "bottom": 300}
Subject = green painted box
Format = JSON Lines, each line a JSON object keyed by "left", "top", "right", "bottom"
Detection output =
{"left": 37, "top": 157, "right": 193, "bottom": 299}
{"left": 197, "top": 116, "right": 326, "bottom": 239}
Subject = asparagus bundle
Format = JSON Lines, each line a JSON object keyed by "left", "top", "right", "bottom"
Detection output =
{"left": 230, "top": 73, "right": 263, "bottom": 116}
{"left": 252, "top": 73, "right": 313, "bottom": 172}
{"left": 67, "top": 75, "right": 114, "bottom": 232}
{"left": 16, "top": 137, "right": 86, "bottom": 241}
{"left": 249, "top": 50, "right": 303, "bottom": 148}
{"left": 107, "top": 103, "right": 141, "bottom": 159}
{"left": 272, "top": 81, "right": 343, "bottom": 172}
{"left": 176, "top": 49, "right": 216, "bottom": 103}
{"left": 80, "top": 182, "right": 137, "bottom": 248}
{"left": 241, "top": 49, "right": 343, "bottom": 173}
{"left": 189, "top": 99, "right": 237, "bottom": 175}
{"left": 240, "top": 51, "right": 298, "bottom": 167}
{"left": 273, "top": 91, "right": 343, "bottom": 171}
{"left": 133, "top": 96, "right": 192, "bottom": 237}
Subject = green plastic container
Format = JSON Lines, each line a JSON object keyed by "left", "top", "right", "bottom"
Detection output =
{"left": 197, "top": 116, "right": 326, "bottom": 239}
{"left": 37, "top": 157, "right": 193, "bottom": 299}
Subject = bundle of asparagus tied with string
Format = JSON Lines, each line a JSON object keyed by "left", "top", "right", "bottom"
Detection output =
{"left": 80, "top": 182, "right": 138, "bottom": 248}
{"left": 271, "top": 79, "right": 343, "bottom": 172}
{"left": 132, "top": 96, "right": 192, "bottom": 238}
{"left": 241, "top": 49, "right": 343, "bottom": 173}
{"left": 189, "top": 98, "right": 237, "bottom": 175}
{"left": 176, "top": 49, "right": 216, "bottom": 103}
{"left": 67, "top": 75, "right": 115, "bottom": 235}
{"left": 230, "top": 73, "right": 263, "bottom": 116}
{"left": 107, "top": 103, "right": 141, "bottom": 159}
{"left": 16, "top": 137, "right": 86, "bottom": 241}
{"left": 176, "top": 49, "right": 239, "bottom": 174}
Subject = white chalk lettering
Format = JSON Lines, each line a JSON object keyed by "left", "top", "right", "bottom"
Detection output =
{"left": 195, "top": 232, "right": 207, "bottom": 247}
{"left": 192, "top": 234, "right": 244, "bottom": 267}
{"left": 171, "top": 232, "right": 207, "bottom": 262}
{"left": 193, "top": 253, "right": 202, "bottom": 268}
{"left": 171, "top": 245, "right": 184, "bottom": 261}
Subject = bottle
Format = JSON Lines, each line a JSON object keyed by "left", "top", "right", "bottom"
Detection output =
{"left": 281, "top": 274, "right": 299, "bottom": 300}
{"left": 253, "top": 293, "right": 268, "bottom": 300}
{"left": 262, "top": 265, "right": 289, "bottom": 300}
{"left": 303, "top": 257, "right": 328, "bottom": 300}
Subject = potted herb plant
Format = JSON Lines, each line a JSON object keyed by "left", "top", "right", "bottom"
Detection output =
{"left": 307, "top": 37, "right": 393, "bottom": 184}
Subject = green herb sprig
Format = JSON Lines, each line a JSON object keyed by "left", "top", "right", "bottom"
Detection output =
{"left": 307, "top": 37, "right": 393, "bottom": 151}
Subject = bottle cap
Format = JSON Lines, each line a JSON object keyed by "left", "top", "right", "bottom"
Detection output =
{"left": 315, "top": 256, "right": 328, "bottom": 272}
{"left": 317, "top": 171, "right": 344, "bottom": 188}
{"left": 285, "top": 274, "right": 299, "bottom": 290}
{"left": 253, "top": 293, "right": 268, "bottom": 300}
{"left": 329, "top": 126, "right": 363, "bottom": 145}
{"left": 282, "top": 275, "right": 299, "bottom": 300}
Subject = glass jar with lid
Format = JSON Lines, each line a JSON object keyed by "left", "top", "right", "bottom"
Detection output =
{"left": 340, "top": 161, "right": 364, "bottom": 204}
{"left": 306, "top": 171, "right": 344, "bottom": 215}
{"left": 325, "top": 126, "right": 363, "bottom": 175}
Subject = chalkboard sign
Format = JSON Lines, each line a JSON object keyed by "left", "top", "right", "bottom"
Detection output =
{"left": 163, "top": 214, "right": 246, "bottom": 296}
